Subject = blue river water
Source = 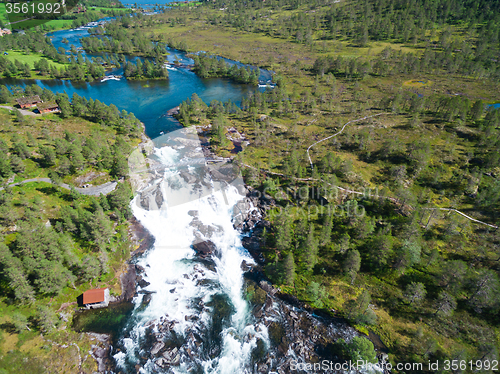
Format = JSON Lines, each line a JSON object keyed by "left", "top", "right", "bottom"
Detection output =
{"left": 4, "top": 18, "right": 267, "bottom": 138}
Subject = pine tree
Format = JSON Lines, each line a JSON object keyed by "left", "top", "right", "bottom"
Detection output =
{"left": 470, "top": 99, "right": 484, "bottom": 121}
{"left": 320, "top": 212, "right": 333, "bottom": 245}
{"left": 433, "top": 291, "right": 457, "bottom": 316}
{"left": 303, "top": 224, "right": 318, "bottom": 272}
{"left": 0, "top": 85, "right": 12, "bottom": 103}
{"left": 282, "top": 253, "right": 296, "bottom": 286}
{"left": 275, "top": 214, "right": 293, "bottom": 252}
{"left": 404, "top": 282, "right": 427, "bottom": 306}
{"left": 343, "top": 250, "right": 361, "bottom": 285}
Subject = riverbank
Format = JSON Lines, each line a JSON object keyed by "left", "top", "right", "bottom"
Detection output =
{"left": 182, "top": 119, "right": 391, "bottom": 369}
{"left": 0, "top": 86, "right": 148, "bottom": 372}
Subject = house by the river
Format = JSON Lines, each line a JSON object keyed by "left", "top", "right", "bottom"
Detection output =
{"left": 16, "top": 95, "right": 43, "bottom": 108}
{"left": 37, "top": 101, "right": 60, "bottom": 114}
{"left": 79, "top": 288, "right": 110, "bottom": 309}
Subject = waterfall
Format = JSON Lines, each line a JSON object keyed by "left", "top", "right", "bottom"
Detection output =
{"left": 114, "top": 128, "right": 268, "bottom": 373}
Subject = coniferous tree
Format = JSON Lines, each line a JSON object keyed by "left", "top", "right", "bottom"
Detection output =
{"left": 0, "top": 86, "right": 12, "bottom": 103}
{"left": 433, "top": 291, "right": 457, "bottom": 316}
{"left": 404, "top": 282, "right": 427, "bottom": 306}
{"left": 282, "top": 252, "right": 296, "bottom": 286}
{"left": 303, "top": 224, "right": 318, "bottom": 272}
{"left": 343, "top": 249, "right": 361, "bottom": 285}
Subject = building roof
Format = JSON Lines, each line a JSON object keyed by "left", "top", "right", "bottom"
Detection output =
{"left": 16, "top": 95, "right": 42, "bottom": 105}
{"left": 82, "top": 288, "right": 106, "bottom": 304}
{"left": 37, "top": 101, "right": 59, "bottom": 111}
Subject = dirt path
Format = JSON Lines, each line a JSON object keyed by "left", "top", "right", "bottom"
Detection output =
{"left": 239, "top": 162, "right": 498, "bottom": 229}
{"left": 306, "top": 112, "right": 391, "bottom": 169}
{"left": 0, "top": 105, "right": 39, "bottom": 116}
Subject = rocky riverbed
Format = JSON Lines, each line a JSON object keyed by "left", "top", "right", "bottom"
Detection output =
{"left": 125, "top": 172, "right": 390, "bottom": 374}
{"left": 86, "top": 126, "right": 390, "bottom": 374}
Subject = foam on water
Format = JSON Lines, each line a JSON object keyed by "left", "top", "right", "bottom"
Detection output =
{"left": 115, "top": 141, "right": 268, "bottom": 373}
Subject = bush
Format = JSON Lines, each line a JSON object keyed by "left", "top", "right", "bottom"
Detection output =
{"left": 334, "top": 336, "right": 378, "bottom": 363}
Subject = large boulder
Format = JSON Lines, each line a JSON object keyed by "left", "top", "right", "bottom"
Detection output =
{"left": 192, "top": 240, "right": 217, "bottom": 258}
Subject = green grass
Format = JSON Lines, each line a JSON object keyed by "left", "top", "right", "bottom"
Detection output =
{"left": 89, "top": 6, "right": 130, "bottom": 12}
{"left": 169, "top": 1, "right": 202, "bottom": 7}
{"left": 0, "top": 103, "right": 139, "bottom": 372}
{"left": 0, "top": 3, "right": 11, "bottom": 27}
{"left": 3, "top": 50, "right": 67, "bottom": 69}
{"left": 37, "top": 18, "right": 73, "bottom": 30}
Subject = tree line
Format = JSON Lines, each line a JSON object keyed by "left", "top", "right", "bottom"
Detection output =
{"left": 0, "top": 84, "right": 141, "bottom": 182}
{"left": 192, "top": 53, "right": 260, "bottom": 85}
{"left": 0, "top": 85, "right": 138, "bottom": 317}
{"left": 82, "top": 17, "right": 168, "bottom": 59}
{"left": 201, "top": 0, "right": 500, "bottom": 78}
{"left": 123, "top": 58, "right": 168, "bottom": 79}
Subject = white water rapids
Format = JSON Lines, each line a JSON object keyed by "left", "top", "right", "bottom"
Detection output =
{"left": 114, "top": 128, "right": 269, "bottom": 373}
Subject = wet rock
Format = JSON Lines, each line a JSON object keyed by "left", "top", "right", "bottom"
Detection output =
{"left": 172, "top": 353, "right": 181, "bottom": 366}
{"left": 135, "top": 264, "right": 145, "bottom": 274}
{"left": 118, "top": 264, "right": 137, "bottom": 302}
{"left": 91, "top": 343, "right": 112, "bottom": 373}
{"left": 163, "top": 347, "right": 178, "bottom": 358}
{"left": 264, "top": 296, "right": 274, "bottom": 312}
{"left": 259, "top": 280, "right": 278, "bottom": 296}
{"left": 138, "top": 183, "right": 164, "bottom": 210}
{"left": 253, "top": 306, "right": 263, "bottom": 319}
{"left": 137, "top": 290, "right": 155, "bottom": 294}
{"left": 137, "top": 278, "right": 151, "bottom": 288}
{"left": 192, "top": 240, "right": 216, "bottom": 258}
{"left": 180, "top": 170, "right": 197, "bottom": 184}
{"left": 191, "top": 218, "right": 223, "bottom": 239}
{"left": 257, "top": 363, "right": 269, "bottom": 373}
{"left": 256, "top": 220, "right": 271, "bottom": 228}
{"left": 151, "top": 341, "right": 165, "bottom": 355}
{"left": 141, "top": 293, "right": 152, "bottom": 306}
{"left": 241, "top": 236, "right": 259, "bottom": 251}
{"left": 156, "top": 358, "right": 166, "bottom": 367}
{"left": 242, "top": 236, "right": 264, "bottom": 263}
{"left": 241, "top": 260, "right": 252, "bottom": 271}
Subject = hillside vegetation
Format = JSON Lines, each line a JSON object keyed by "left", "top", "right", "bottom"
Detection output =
{"left": 0, "top": 84, "right": 140, "bottom": 372}
{"left": 117, "top": 0, "right": 500, "bottom": 370}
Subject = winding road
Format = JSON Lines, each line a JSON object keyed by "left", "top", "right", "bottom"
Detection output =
{"left": 0, "top": 177, "right": 117, "bottom": 196}
{"left": 0, "top": 105, "right": 39, "bottom": 116}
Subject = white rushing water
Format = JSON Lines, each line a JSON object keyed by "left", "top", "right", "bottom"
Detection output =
{"left": 114, "top": 129, "right": 268, "bottom": 373}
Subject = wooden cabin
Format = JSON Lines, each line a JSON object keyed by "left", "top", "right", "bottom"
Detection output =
{"left": 16, "top": 95, "right": 42, "bottom": 108}
{"left": 37, "top": 101, "right": 60, "bottom": 114}
{"left": 80, "top": 288, "right": 110, "bottom": 309}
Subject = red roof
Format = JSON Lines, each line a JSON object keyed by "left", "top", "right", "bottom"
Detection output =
{"left": 82, "top": 288, "right": 106, "bottom": 304}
